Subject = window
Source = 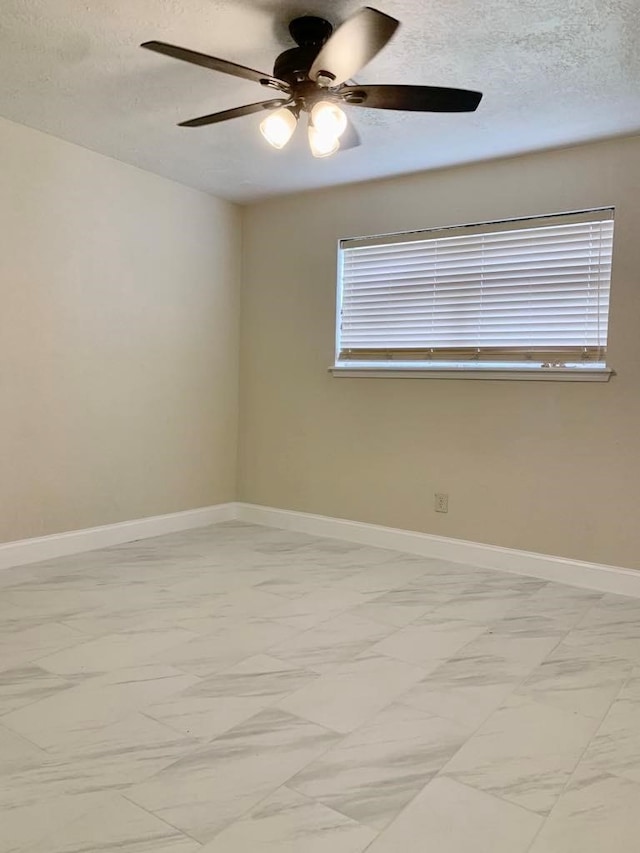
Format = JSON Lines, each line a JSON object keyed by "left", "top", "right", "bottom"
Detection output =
{"left": 333, "top": 209, "right": 614, "bottom": 381}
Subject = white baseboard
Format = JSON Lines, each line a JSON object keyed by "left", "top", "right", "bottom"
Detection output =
{"left": 235, "top": 503, "right": 640, "bottom": 598}
{"left": 0, "top": 503, "right": 237, "bottom": 571}
{"left": 3, "top": 499, "right": 638, "bottom": 599}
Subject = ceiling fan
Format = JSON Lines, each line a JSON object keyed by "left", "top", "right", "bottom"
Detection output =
{"left": 141, "top": 6, "right": 482, "bottom": 158}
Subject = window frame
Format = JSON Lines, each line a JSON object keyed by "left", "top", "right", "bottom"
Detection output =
{"left": 331, "top": 208, "right": 615, "bottom": 382}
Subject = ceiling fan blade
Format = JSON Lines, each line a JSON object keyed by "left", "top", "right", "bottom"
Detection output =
{"left": 341, "top": 84, "right": 483, "bottom": 112}
{"left": 309, "top": 7, "right": 399, "bottom": 87}
{"left": 340, "top": 121, "right": 361, "bottom": 150}
{"left": 141, "top": 41, "right": 288, "bottom": 89}
{"left": 178, "top": 100, "right": 288, "bottom": 127}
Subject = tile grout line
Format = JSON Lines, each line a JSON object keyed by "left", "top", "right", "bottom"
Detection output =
{"left": 103, "top": 789, "right": 207, "bottom": 848}
{"left": 383, "top": 594, "right": 607, "bottom": 829}
{"left": 0, "top": 717, "right": 50, "bottom": 755}
{"left": 120, "top": 703, "right": 366, "bottom": 848}
{"left": 521, "top": 662, "right": 638, "bottom": 853}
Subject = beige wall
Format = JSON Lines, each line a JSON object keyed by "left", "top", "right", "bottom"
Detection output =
{"left": 3, "top": 119, "right": 639, "bottom": 569}
{"left": 0, "top": 117, "right": 241, "bottom": 542}
{"left": 239, "top": 135, "right": 640, "bottom": 569}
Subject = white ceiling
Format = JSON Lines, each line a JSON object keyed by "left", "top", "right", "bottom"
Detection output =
{"left": 2, "top": 0, "right": 639, "bottom": 202}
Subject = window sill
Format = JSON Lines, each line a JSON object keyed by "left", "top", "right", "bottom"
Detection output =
{"left": 329, "top": 364, "right": 614, "bottom": 382}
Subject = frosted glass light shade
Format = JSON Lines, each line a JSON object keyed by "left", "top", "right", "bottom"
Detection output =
{"left": 310, "top": 101, "right": 348, "bottom": 138}
{"left": 308, "top": 125, "right": 340, "bottom": 158}
{"left": 260, "top": 108, "right": 297, "bottom": 149}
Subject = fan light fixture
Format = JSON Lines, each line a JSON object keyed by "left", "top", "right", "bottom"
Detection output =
{"left": 259, "top": 107, "right": 298, "bottom": 149}
{"left": 308, "top": 122, "right": 341, "bottom": 158}
{"left": 310, "top": 101, "right": 348, "bottom": 138}
{"left": 261, "top": 101, "right": 347, "bottom": 157}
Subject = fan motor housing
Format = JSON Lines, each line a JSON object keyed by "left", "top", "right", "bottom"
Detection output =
{"left": 274, "top": 16, "right": 333, "bottom": 84}
{"left": 273, "top": 46, "right": 320, "bottom": 84}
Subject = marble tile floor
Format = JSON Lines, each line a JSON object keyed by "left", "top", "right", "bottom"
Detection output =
{"left": 1, "top": 522, "right": 640, "bottom": 851}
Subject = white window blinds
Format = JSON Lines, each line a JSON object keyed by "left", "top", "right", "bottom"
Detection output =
{"left": 337, "top": 209, "right": 614, "bottom": 367}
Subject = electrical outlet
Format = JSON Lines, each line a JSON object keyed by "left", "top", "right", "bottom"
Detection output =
{"left": 435, "top": 493, "right": 449, "bottom": 513}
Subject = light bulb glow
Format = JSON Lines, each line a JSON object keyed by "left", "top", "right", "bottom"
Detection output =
{"left": 308, "top": 124, "right": 340, "bottom": 158}
{"left": 260, "top": 108, "right": 297, "bottom": 149}
{"left": 310, "top": 101, "right": 348, "bottom": 138}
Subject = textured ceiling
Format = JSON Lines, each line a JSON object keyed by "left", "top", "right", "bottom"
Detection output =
{"left": 2, "top": 0, "right": 639, "bottom": 202}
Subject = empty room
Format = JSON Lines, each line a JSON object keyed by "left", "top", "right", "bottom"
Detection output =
{"left": 1, "top": 1, "right": 639, "bottom": 851}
